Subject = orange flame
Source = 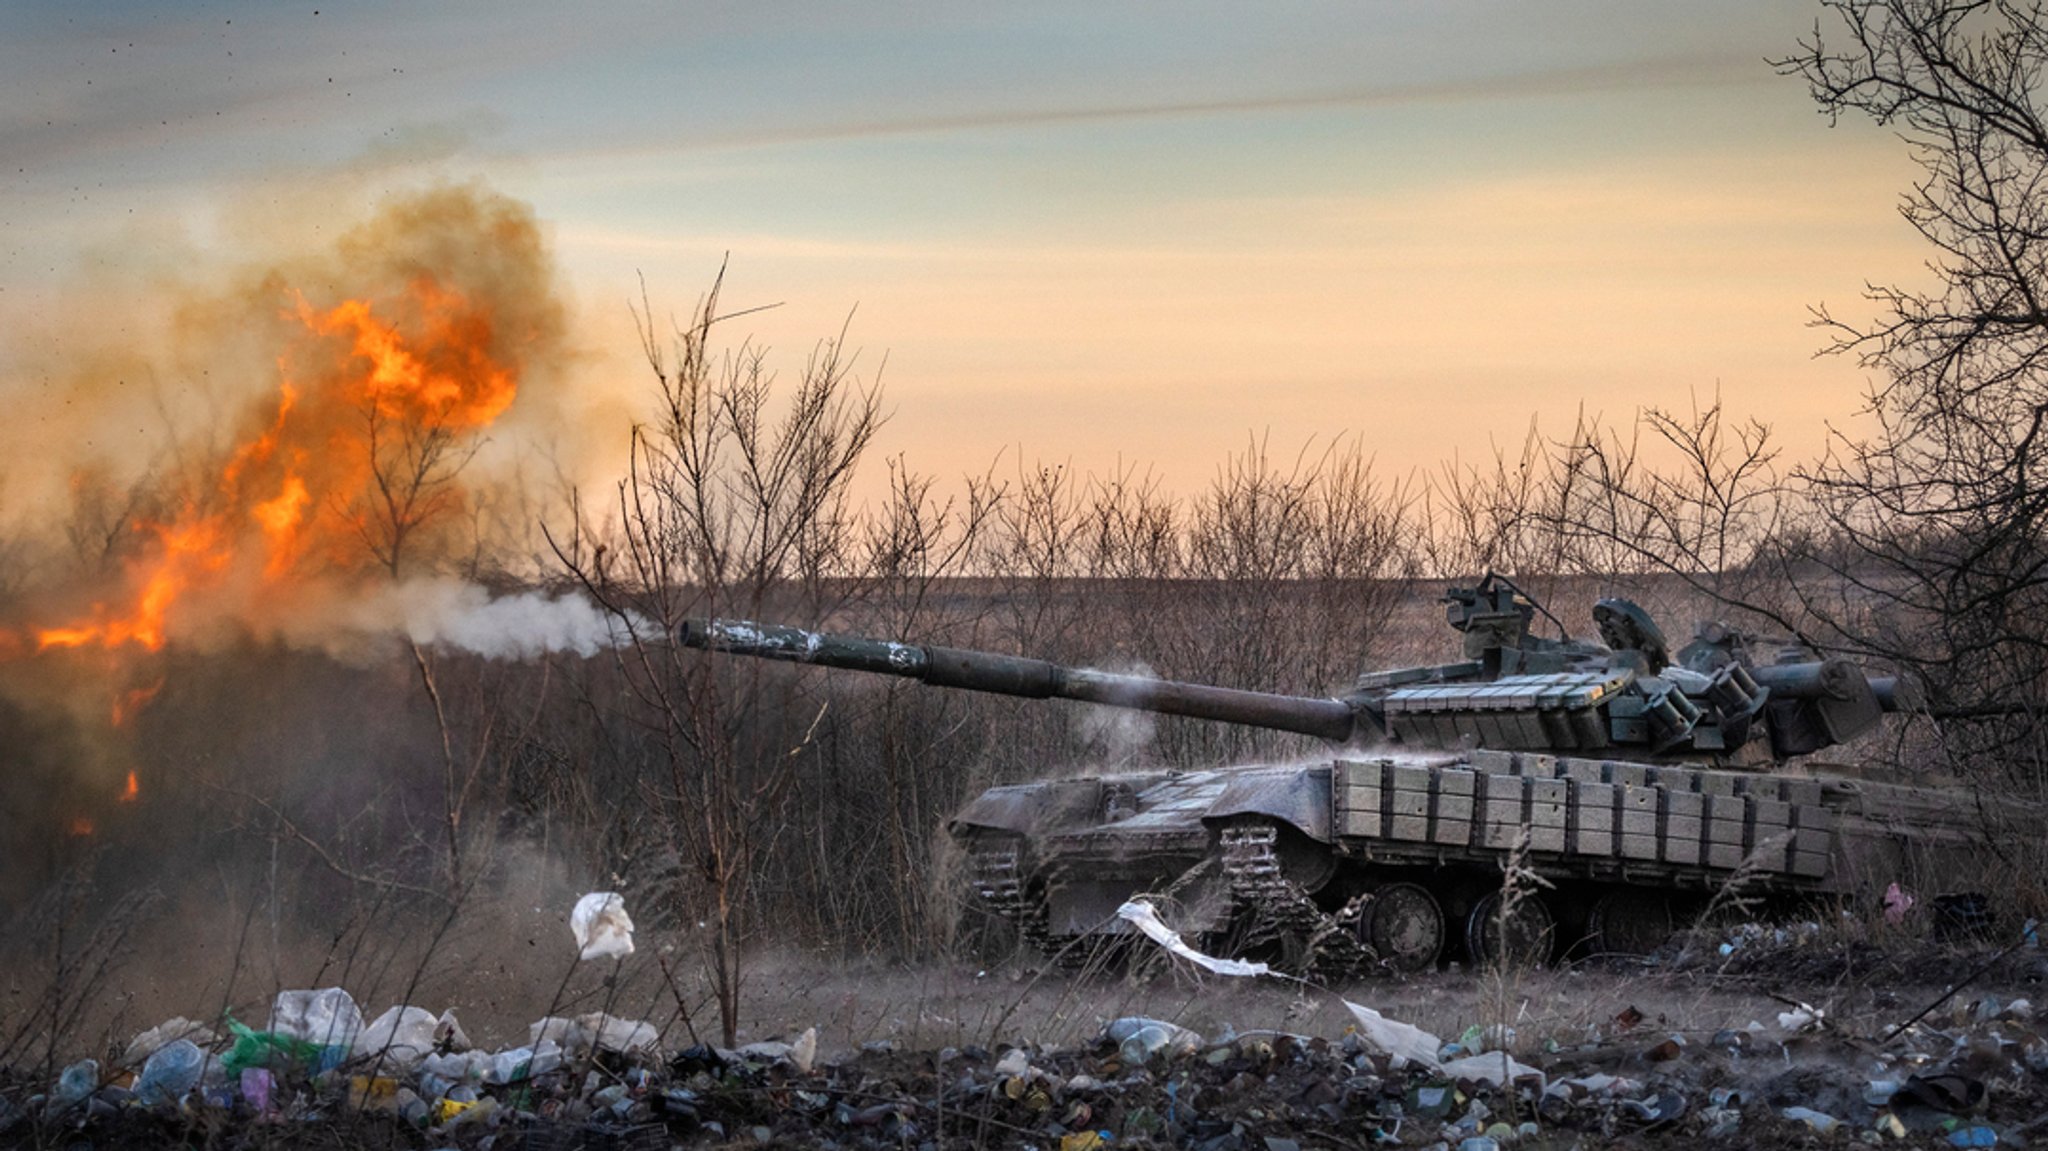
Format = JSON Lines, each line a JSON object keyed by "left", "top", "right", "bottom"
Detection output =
{"left": 111, "top": 677, "right": 164, "bottom": 728}
{"left": 38, "top": 518, "right": 230, "bottom": 652}
{"left": 26, "top": 275, "right": 521, "bottom": 655}
{"left": 119, "top": 771, "right": 139, "bottom": 804}
{"left": 303, "top": 281, "right": 515, "bottom": 430}
{"left": 68, "top": 818, "right": 95, "bottom": 837}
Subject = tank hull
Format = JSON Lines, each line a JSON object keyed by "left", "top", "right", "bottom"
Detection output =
{"left": 953, "top": 748, "right": 1987, "bottom": 972}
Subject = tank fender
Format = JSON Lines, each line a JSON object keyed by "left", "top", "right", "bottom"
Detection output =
{"left": 1201, "top": 764, "right": 1333, "bottom": 842}
{"left": 948, "top": 780, "right": 1102, "bottom": 837}
{"left": 947, "top": 771, "right": 1181, "bottom": 837}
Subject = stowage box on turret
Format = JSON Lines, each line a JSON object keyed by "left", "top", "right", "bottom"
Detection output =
{"left": 680, "top": 577, "right": 1979, "bottom": 972}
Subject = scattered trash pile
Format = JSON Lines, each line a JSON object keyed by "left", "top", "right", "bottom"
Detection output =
{"left": 1, "top": 985, "right": 689, "bottom": 1142}
{"left": 8, "top": 980, "right": 2048, "bottom": 1148}
{"left": 8, "top": 895, "right": 2048, "bottom": 1148}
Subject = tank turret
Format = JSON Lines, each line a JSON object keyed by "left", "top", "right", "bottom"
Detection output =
{"left": 680, "top": 574, "right": 1911, "bottom": 765}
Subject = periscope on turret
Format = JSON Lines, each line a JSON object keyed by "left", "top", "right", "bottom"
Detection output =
{"left": 679, "top": 576, "right": 1973, "bottom": 975}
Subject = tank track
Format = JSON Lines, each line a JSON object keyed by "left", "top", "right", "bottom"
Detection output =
{"left": 973, "top": 826, "right": 1381, "bottom": 976}
{"left": 1219, "top": 820, "right": 1374, "bottom": 976}
{"left": 967, "top": 838, "right": 1060, "bottom": 958}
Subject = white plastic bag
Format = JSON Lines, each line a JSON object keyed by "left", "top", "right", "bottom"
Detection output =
{"left": 269, "top": 987, "right": 363, "bottom": 1051}
{"left": 434, "top": 1009, "right": 471, "bottom": 1052}
{"left": 580, "top": 1012, "right": 659, "bottom": 1055}
{"left": 1441, "top": 1049, "right": 1542, "bottom": 1089}
{"left": 736, "top": 1027, "right": 816, "bottom": 1071}
{"left": 529, "top": 1016, "right": 581, "bottom": 1049}
{"left": 123, "top": 1018, "right": 218, "bottom": 1068}
{"left": 353, "top": 1005, "right": 439, "bottom": 1068}
{"left": 1342, "top": 1000, "right": 1442, "bottom": 1071}
{"left": 571, "top": 892, "right": 635, "bottom": 960}
{"left": 1116, "top": 900, "right": 1270, "bottom": 977}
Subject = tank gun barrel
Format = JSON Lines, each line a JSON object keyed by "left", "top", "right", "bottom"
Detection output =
{"left": 679, "top": 618, "right": 1362, "bottom": 742}
{"left": 1869, "top": 676, "right": 1919, "bottom": 712}
{"left": 1749, "top": 660, "right": 1919, "bottom": 712}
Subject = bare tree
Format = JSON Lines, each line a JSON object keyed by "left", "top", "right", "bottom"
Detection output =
{"left": 1776, "top": 0, "right": 2048, "bottom": 775}
{"left": 62, "top": 466, "right": 155, "bottom": 581}
{"left": 851, "top": 459, "right": 1000, "bottom": 951}
{"left": 553, "top": 266, "right": 883, "bottom": 1045}
{"left": 348, "top": 403, "right": 481, "bottom": 579}
{"left": 1420, "top": 424, "right": 1550, "bottom": 581}
{"left": 1084, "top": 460, "right": 1184, "bottom": 583}
{"left": 1550, "top": 398, "right": 1795, "bottom": 618}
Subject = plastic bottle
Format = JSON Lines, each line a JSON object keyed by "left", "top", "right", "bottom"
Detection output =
{"left": 483, "top": 1046, "right": 533, "bottom": 1085}
{"left": 240, "top": 1067, "right": 275, "bottom": 1113}
{"left": 1782, "top": 1106, "right": 1841, "bottom": 1134}
{"left": 135, "top": 1039, "right": 204, "bottom": 1104}
{"left": 419, "top": 1071, "right": 456, "bottom": 1101}
{"left": 52, "top": 1059, "right": 98, "bottom": 1111}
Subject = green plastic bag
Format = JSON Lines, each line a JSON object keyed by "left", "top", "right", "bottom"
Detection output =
{"left": 220, "top": 1014, "right": 322, "bottom": 1075}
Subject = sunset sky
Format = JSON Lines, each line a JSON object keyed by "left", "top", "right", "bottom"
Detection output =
{"left": 1, "top": 1, "right": 1924, "bottom": 504}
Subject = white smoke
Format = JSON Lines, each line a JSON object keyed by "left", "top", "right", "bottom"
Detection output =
{"left": 1072, "top": 660, "right": 1160, "bottom": 768}
{"left": 376, "top": 578, "right": 651, "bottom": 658}
{"left": 281, "top": 577, "right": 652, "bottom": 660}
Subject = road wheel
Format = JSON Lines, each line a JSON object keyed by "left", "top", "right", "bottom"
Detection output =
{"left": 1465, "top": 890, "right": 1555, "bottom": 969}
{"left": 1360, "top": 882, "right": 1445, "bottom": 972}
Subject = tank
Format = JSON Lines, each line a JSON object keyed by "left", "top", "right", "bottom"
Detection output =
{"left": 679, "top": 576, "right": 1982, "bottom": 972}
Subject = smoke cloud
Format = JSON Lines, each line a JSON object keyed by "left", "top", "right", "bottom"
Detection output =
{"left": 0, "top": 179, "right": 617, "bottom": 662}
{"left": 0, "top": 174, "right": 666, "bottom": 1050}
{"left": 1072, "top": 661, "right": 1161, "bottom": 769}
{"left": 304, "top": 577, "right": 649, "bottom": 660}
